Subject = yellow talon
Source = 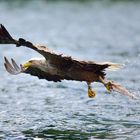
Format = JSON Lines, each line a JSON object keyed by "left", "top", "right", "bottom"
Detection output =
{"left": 99, "top": 76, "right": 113, "bottom": 93}
{"left": 88, "top": 84, "right": 96, "bottom": 98}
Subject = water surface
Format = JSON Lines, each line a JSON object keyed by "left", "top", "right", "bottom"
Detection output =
{"left": 0, "top": 0, "right": 140, "bottom": 139}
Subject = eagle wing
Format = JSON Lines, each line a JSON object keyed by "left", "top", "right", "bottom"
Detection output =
{"left": 0, "top": 24, "right": 15, "bottom": 44}
{"left": 16, "top": 39, "right": 109, "bottom": 73}
{"left": 24, "top": 67, "right": 62, "bottom": 82}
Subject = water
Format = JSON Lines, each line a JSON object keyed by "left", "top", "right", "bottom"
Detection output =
{"left": 0, "top": 0, "right": 140, "bottom": 139}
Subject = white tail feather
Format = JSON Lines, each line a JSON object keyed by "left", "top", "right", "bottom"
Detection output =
{"left": 107, "top": 63, "right": 122, "bottom": 71}
{"left": 100, "top": 62, "right": 122, "bottom": 71}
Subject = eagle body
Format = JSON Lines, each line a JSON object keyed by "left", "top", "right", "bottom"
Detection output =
{"left": 61, "top": 63, "right": 103, "bottom": 82}
{"left": 25, "top": 58, "right": 107, "bottom": 82}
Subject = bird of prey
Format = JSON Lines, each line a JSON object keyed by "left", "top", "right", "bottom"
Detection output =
{"left": 0, "top": 24, "right": 136, "bottom": 99}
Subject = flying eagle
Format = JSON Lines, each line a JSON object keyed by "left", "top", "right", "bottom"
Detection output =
{"left": 0, "top": 24, "right": 136, "bottom": 99}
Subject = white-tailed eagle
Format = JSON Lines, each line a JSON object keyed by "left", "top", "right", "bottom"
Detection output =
{"left": 0, "top": 24, "right": 136, "bottom": 99}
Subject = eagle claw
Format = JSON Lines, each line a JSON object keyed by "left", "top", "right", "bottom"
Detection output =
{"left": 87, "top": 83, "right": 96, "bottom": 98}
{"left": 105, "top": 81, "right": 113, "bottom": 92}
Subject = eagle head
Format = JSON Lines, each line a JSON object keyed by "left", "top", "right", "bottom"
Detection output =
{"left": 22, "top": 58, "right": 45, "bottom": 69}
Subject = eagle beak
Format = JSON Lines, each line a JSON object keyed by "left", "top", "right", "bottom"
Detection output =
{"left": 22, "top": 62, "right": 32, "bottom": 69}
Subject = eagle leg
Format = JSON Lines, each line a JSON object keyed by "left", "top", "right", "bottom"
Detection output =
{"left": 87, "top": 82, "right": 96, "bottom": 98}
{"left": 99, "top": 76, "right": 113, "bottom": 92}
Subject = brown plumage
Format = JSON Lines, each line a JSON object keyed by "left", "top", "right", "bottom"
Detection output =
{"left": 0, "top": 24, "right": 136, "bottom": 99}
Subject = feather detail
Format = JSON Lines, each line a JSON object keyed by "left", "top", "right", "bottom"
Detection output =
{"left": 102, "top": 62, "right": 122, "bottom": 71}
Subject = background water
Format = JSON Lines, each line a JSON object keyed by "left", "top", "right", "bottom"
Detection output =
{"left": 0, "top": 0, "right": 140, "bottom": 139}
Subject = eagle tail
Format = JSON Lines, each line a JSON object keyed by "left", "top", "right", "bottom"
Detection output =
{"left": 106, "top": 62, "right": 122, "bottom": 71}
{"left": 0, "top": 24, "right": 16, "bottom": 44}
{"left": 107, "top": 81, "right": 137, "bottom": 99}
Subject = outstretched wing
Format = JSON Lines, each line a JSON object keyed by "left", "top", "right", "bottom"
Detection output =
{"left": 16, "top": 38, "right": 110, "bottom": 73}
{"left": 0, "top": 24, "right": 111, "bottom": 73}
{"left": 4, "top": 57, "right": 62, "bottom": 82}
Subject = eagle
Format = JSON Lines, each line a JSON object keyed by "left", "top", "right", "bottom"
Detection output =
{"left": 0, "top": 24, "right": 136, "bottom": 99}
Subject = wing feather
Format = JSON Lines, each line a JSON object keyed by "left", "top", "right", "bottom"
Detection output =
{"left": 0, "top": 24, "right": 15, "bottom": 44}
{"left": 4, "top": 63, "right": 16, "bottom": 75}
{"left": 17, "top": 39, "right": 111, "bottom": 73}
{"left": 24, "top": 67, "right": 62, "bottom": 82}
{"left": 11, "top": 58, "right": 20, "bottom": 71}
{"left": 110, "top": 81, "right": 137, "bottom": 99}
{"left": 4, "top": 57, "right": 23, "bottom": 75}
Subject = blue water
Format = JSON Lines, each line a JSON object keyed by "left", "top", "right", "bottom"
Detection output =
{"left": 0, "top": 0, "right": 140, "bottom": 139}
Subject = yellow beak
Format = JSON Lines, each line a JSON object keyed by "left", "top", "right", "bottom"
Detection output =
{"left": 23, "top": 62, "right": 32, "bottom": 69}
